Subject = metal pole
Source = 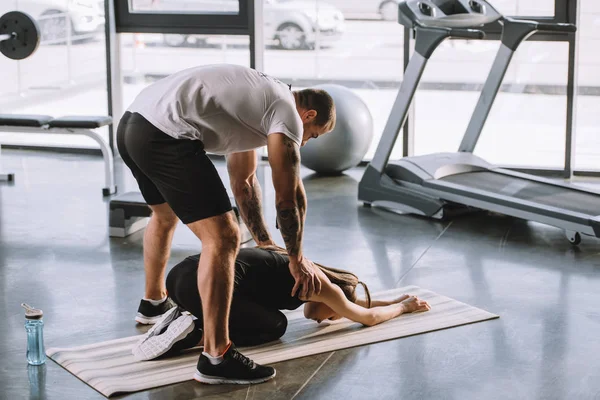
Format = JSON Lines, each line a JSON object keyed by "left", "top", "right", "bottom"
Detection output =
{"left": 104, "top": 0, "right": 124, "bottom": 154}
{"left": 402, "top": 27, "right": 415, "bottom": 157}
{"left": 370, "top": 51, "right": 429, "bottom": 172}
{"left": 459, "top": 44, "right": 515, "bottom": 153}
{"left": 249, "top": 0, "right": 263, "bottom": 71}
{"left": 564, "top": 0, "right": 580, "bottom": 179}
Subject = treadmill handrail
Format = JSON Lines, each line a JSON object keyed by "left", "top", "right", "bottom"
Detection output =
{"left": 501, "top": 17, "right": 577, "bottom": 50}
{"left": 459, "top": 17, "right": 578, "bottom": 152}
{"left": 369, "top": 23, "right": 486, "bottom": 171}
{"left": 415, "top": 26, "right": 485, "bottom": 58}
{"left": 535, "top": 22, "right": 577, "bottom": 33}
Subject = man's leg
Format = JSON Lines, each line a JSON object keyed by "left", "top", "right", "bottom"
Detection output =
{"left": 144, "top": 203, "right": 178, "bottom": 300}
{"left": 186, "top": 210, "right": 240, "bottom": 356}
{"left": 187, "top": 212, "right": 275, "bottom": 384}
{"left": 117, "top": 112, "right": 178, "bottom": 324}
{"left": 120, "top": 112, "right": 274, "bottom": 381}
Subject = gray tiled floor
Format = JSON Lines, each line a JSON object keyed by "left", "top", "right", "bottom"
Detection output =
{"left": 1, "top": 149, "right": 599, "bottom": 400}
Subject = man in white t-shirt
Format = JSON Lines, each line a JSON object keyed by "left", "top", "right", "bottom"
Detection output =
{"left": 116, "top": 64, "right": 336, "bottom": 385}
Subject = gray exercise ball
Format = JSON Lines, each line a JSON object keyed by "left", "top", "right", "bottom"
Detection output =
{"left": 300, "top": 84, "right": 374, "bottom": 175}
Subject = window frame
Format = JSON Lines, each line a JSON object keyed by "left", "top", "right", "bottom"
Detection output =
{"left": 114, "top": 0, "right": 250, "bottom": 35}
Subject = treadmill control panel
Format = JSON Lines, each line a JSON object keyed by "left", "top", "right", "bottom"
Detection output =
{"left": 398, "top": 0, "right": 502, "bottom": 29}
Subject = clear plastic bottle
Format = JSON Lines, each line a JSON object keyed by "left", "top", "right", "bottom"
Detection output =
{"left": 22, "top": 303, "right": 46, "bottom": 365}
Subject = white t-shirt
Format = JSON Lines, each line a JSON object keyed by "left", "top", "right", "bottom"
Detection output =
{"left": 127, "top": 64, "right": 303, "bottom": 155}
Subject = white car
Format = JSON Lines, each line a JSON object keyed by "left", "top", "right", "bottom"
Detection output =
{"left": 1, "top": 0, "right": 105, "bottom": 42}
{"left": 136, "top": 0, "right": 345, "bottom": 50}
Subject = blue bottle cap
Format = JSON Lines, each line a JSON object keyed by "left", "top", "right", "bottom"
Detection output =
{"left": 21, "top": 303, "right": 43, "bottom": 319}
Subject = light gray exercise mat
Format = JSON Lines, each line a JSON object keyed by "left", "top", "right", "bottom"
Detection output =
{"left": 46, "top": 286, "right": 499, "bottom": 397}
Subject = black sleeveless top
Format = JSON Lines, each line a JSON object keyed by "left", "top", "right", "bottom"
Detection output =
{"left": 183, "top": 248, "right": 304, "bottom": 310}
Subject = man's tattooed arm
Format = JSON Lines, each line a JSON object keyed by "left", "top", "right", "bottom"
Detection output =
{"left": 227, "top": 150, "right": 275, "bottom": 246}
{"left": 235, "top": 174, "right": 274, "bottom": 245}
{"left": 269, "top": 132, "right": 320, "bottom": 298}
{"left": 274, "top": 136, "right": 305, "bottom": 259}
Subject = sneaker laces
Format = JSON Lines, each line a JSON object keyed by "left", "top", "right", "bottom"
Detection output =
{"left": 230, "top": 349, "right": 255, "bottom": 369}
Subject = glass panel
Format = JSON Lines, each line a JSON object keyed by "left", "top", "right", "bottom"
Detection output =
{"left": 309, "top": 0, "right": 403, "bottom": 22}
{"left": 414, "top": 40, "right": 568, "bottom": 168}
{"left": 575, "top": 0, "right": 600, "bottom": 171}
{"left": 263, "top": 0, "right": 405, "bottom": 159}
{"left": 0, "top": 0, "right": 108, "bottom": 148}
{"left": 129, "top": 0, "right": 239, "bottom": 14}
{"left": 487, "top": 0, "right": 555, "bottom": 17}
{"left": 323, "top": 0, "right": 555, "bottom": 20}
{"left": 120, "top": 32, "right": 250, "bottom": 112}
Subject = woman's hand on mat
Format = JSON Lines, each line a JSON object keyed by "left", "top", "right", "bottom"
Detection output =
{"left": 400, "top": 296, "right": 431, "bottom": 314}
{"left": 290, "top": 257, "right": 322, "bottom": 299}
{"left": 394, "top": 294, "right": 411, "bottom": 304}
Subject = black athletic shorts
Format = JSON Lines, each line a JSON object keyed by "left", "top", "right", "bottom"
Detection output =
{"left": 116, "top": 111, "right": 232, "bottom": 224}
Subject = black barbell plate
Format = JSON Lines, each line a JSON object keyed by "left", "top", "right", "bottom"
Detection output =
{"left": 0, "top": 11, "right": 40, "bottom": 60}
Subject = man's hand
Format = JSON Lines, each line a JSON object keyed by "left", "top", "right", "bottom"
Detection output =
{"left": 289, "top": 257, "right": 322, "bottom": 299}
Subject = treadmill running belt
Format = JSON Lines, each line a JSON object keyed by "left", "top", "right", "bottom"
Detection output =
{"left": 441, "top": 171, "right": 600, "bottom": 216}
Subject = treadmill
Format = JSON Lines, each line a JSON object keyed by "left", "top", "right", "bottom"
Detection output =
{"left": 358, "top": 0, "right": 597, "bottom": 245}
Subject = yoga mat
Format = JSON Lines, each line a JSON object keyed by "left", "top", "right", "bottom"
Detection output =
{"left": 47, "top": 286, "right": 499, "bottom": 397}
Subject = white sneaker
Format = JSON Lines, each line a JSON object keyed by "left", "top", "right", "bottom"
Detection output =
{"left": 133, "top": 313, "right": 195, "bottom": 361}
{"left": 137, "top": 305, "right": 182, "bottom": 347}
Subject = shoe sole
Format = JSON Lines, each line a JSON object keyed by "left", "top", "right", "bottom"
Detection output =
{"left": 135, "top": 304, "right": 177, "bottom": 325}
{"left": 140, "top": 306, "right": 181, "bottom": 340}
{"left": 135, "top": 314, "right": 164, "bottom": 325}
{"left": 133, "top": 315, "right": 194, "bottom": 361}
{"left": 193, "top": 370, "right": 276, "bottom": 385}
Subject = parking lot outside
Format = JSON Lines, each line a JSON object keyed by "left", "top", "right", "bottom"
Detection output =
{"left": 0, "top": 0, "right": 598, "bottom": 168}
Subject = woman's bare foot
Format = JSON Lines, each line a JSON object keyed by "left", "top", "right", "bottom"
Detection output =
{"left": 401, "top": 296, "right": 431, "bottom": 313}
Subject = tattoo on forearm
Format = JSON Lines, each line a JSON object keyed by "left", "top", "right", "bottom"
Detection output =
{"left": 283, "top": 136, "right": 300, "bottom": 175}
{"left": 275, "top": 137, "right": 304, "bottom": 257}
{"left": 238, "top": 175, "right": 271, "bottom": 244}
{"left": 277, "top": 206, "right": 301, "bottom": 257}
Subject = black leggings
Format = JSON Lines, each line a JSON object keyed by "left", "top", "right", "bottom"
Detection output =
{"left": 166, "top": 258, "right": 288, "bottom": 347}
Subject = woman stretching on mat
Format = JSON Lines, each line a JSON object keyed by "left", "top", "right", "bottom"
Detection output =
{"left": 133, "top": 245, "right": 431, "bottom": 371}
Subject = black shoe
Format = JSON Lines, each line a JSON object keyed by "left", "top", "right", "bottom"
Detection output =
{"left": 194, "top": 343, "right": 276, "bottom": 385}
{"left": 135, "top": 297, "right": 177, "bottom": 325}
{"left": 166, "top": 319, "right": 204, "bottom": 355}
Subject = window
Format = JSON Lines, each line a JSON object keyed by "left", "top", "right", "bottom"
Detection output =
{"left": 262, "top": 0, "right": 405, "bottom": 159}
{"left": 120, "top": 33, "right": 250, "bottom": 108}
{"left": 491, "top": 0, "right": 555, "bottom": 17}
{"left": 0, "top": 0, "right": 108, "bottom": 149}
{"left": 575, "top": 0, "right": 600, "bottom": 171}
{"left": 414, "top": 40, "right": 569, "bottom": 168}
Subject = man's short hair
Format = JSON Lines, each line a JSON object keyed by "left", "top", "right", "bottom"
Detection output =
{"left": 294, "top": 88, "right": 336, "bottom": 132}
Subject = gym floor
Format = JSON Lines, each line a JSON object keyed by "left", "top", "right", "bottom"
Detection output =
{"left": 1, "top": 149, "right": 599, "bottom": 400}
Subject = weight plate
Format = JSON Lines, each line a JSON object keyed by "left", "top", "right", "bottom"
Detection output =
{"left": 0, "top": 11, "right": 41, "bottom": 60}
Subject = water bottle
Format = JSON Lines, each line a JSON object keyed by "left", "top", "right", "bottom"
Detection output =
{"left": 22, "top": 303, "right": 46, "bottom": 365}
